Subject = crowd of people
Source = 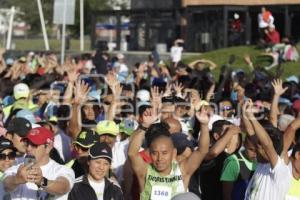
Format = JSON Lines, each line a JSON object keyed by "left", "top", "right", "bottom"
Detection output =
{"left": 0, "top": 33, "right": 299, "bottom": 200}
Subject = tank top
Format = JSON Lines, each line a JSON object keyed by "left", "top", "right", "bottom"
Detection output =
{"left": 140, "top": 162, "right": 185, "bottom": 200}
{"left": 285, "top": 176, "right": 300, "bottom": 200}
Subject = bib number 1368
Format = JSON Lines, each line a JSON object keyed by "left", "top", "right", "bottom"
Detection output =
{"left": 151, "top": 185, "right": 172, "bottom": 200}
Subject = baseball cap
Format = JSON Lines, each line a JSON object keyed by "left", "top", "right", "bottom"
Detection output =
{"left": 19, "top": 57, "right": 27, "bottom": 63}
{"left": 74, "top": 130, "right": 97, "bottom": 148}
{"left": 48, "top": 116, "right": 58, "bottom": 125}
{"left": 136, "top": 89, "right": 150, "bottom": 102}
{"left": 172, "top": 192, "right": 200, "bottom": 200}
{"left": 171, "top": 133, "right": 194, "bottom": 155}
{"left": 22, "top": 127, "right": 54, "bottom": 145}
{"left": 119, "top": 119, "right": 135, "bottom": 136}
{"left": 88, "top": 142, "right": 112, "bottom": 162}
{"left": 286, "top": 75, "right": 299, "bottom": 84}
{"left": 195, "top": 100, "right": 210, "bottom": 111}
{"left": 96, "top": 120, "right": 119, "bottom": 136}
{"left": 0, "top": 137, "right": 16, "bottom": 153}
{"left": 88, "top": 90, "right": 101, "bottom": 102}
{"left": 16, "top": 109, "right": 36, "bottom": 124}
{"left": 14, "top": 83, "right": 30, "bottom": 100}
{"left": 293, "top": 99, "right": 300, "bottom": 111}
{"left": 7, "top": 118, "right": 32, "bottom": 137}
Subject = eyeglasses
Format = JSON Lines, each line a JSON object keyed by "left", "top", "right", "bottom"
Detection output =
{"left": 0, "top": 152, "right": 16, "bottom": 160}
{"left": 23, "top": 140, "right": 39, "bottom": 149}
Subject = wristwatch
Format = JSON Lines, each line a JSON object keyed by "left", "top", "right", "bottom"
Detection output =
{"left": 138, "top": 124, "right": 148, "bottom": 132}
{"left": 40, "top": 177, "right": 48, "bottom": 188}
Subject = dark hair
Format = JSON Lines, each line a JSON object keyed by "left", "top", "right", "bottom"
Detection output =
{"left": 211, "top": 120, "right": 232, "bottom": 136}
{"left": 291, "top": 143, "right": 300, "bottom": 157}
{"left": 259, "top": 120, "right": 283, "bottom": 155}
{"left": 145, "top": 122, "right": 171, "bottom": 147}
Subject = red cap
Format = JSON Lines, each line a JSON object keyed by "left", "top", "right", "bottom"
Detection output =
{"left": 23, "top": 127, "right": 54, "bottom": 145}
{"left": 293, "top": 99, "right": 300, "bottom": 111}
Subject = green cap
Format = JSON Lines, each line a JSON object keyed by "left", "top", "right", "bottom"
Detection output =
{"left": 119, "top": 119, "right": 135, "bottom": 136}
{"left": 96, "top": 120, "right": 119, "bottom": 136}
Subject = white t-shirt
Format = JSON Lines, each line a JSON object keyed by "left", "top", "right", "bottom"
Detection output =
{"left": 170, "top": 46, "right": 183, "bottom": 63}
{"left": 54, "top": 129, "right": 72, "bottom": 163}
{"left": 244, "top": 157, "right": 292, "bottom": 200}
{"left": 88, "top": 178, "right": 105, "bottom": 200}
{"left": 112, "top": 139, "right": 129, "bottom": 183}
{"left": 4, "top": 159, "right": 75, "bottom": 200}
{"left": 258, "top": 13, "right": 274, "bottom": 28}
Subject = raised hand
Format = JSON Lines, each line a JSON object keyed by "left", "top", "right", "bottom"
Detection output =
{"left": 243, "top": 99, "right": 256, "bottom": 120}
{"left": 141, "top": 108, "right": 159, "bottom": 128}
{"left": 67, "top": 70, "right": 79, "bottom": 83}
{"left": 111, "top": 82, "right": 123, "bottom": 100}
{"left": 163, "top": 83, "right": 172, "bottom": 97}
{"left": 73, "top": 80, "right": 90, "bottom": 104}
{"left": 151, "top": 86, "right": 163, "bottom": 110}
{"left": 272, "top": 79, "right": 288, "bottom": 96}
{"left": 195, "top": 106, "right": 210, "bottom": 125}
{"left": 105, "top": 71, "right": 118, "bottom": 89}
{"left": 174, "top": 82, "right": 184, "bottom": 97}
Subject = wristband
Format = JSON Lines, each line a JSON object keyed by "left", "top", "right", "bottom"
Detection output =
{"left": 138, "top": 124, "right": 148, "bottom": 132}
{"left": 40, "top": 177, "right": 48, "bottom": 188}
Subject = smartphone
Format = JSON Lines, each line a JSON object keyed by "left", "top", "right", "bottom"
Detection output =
{"left": 24, "top": 155, "right": 36, "bottom": 169}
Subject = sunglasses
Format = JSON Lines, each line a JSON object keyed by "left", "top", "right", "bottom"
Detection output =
{"left": 23, "top": 140, "right": 39, "bottom": 149}
{"left": 221, "top": 106, "right": 233, "bottom": 111}
{"left": 0, "top": 152, "right": 16, "bottom": 160}
{"left": 75, "top": 144, "right": 89, "bottom": 152}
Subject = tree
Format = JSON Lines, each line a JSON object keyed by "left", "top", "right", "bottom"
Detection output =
{"left": 6, "top": 0, "right": 54, "bottom": 34}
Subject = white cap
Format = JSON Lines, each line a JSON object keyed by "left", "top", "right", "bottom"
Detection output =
{"left": 14, "top": 83, "right": 30, "bottom": 100}
{"left": 136, "top": 89, "right": 150, "bottom": 102}
{"left": 234, "top": 13, "right": 239, "bottom": 20}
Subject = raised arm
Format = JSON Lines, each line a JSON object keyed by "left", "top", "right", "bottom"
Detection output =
{"left": 68, "top": 81, "right": 90, "bottom": 139}
{"left": 205, "top": 125, "right": 240, "bottom": 160}
{"left": 245, "top": 99, "right": 278, "bottom": 168}
{"left": 205, "top": 83, "right": 215, "bottom": 102}
{"left": 128, "top": 108, "right": 158, "bottom": 181}
{"left": 107, "top": 82, "right": 123, "bottom": 121}
{"left": 151, "top": 86, "right": 163, "bottom": 114}
{"left": 281, "top": 117, "right": 300, "bottom": 163}
{"left": 182, "top": 107, "right": 210, "bottom": 176}
{"left": 241, "top": 100, "right": 255, "bottom": 136}
{"left": 270, "top": 79, "right": 288, "bottom": 127}
{"left": 63, "top": 70, "right": 78, "bottom": 104}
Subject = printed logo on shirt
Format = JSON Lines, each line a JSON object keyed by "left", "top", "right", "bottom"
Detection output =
{"left": 147, "top": 174, "right": 182, "bottom": 183}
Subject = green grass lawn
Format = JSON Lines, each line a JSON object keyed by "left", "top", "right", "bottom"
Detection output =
{"left": 2, "top": 38, "right": 299, "bottom": 79}
{"left": 6, "top": 38, "right": 91, "bottom": 52}
{"left": 183, "top": 45, "right": 300, "bottom": 79}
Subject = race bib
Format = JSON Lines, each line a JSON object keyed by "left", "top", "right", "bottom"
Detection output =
{"left": 151, "top": 185, "right": 172, "bottom": 200}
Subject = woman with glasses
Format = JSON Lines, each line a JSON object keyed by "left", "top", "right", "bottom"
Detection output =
{"left": 0, "top": 136, "right": 17, "bottom": 200}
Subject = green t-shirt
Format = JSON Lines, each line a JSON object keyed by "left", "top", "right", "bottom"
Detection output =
{"left": 220, "top": 152, "right": 257, "bottom": 182}
{"left": 140, "top": 162, "right": 185, "bottom": 200}
{"left": 0, "top": 171, "right": 4, "bottom": 181}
